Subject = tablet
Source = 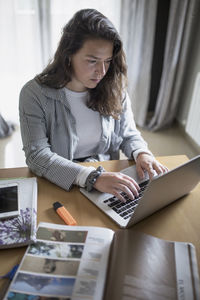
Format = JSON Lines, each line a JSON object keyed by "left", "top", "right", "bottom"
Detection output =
{"left": 0, "top": 183, "right": 19, "bottom": 219}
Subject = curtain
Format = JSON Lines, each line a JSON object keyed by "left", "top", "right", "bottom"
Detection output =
{"left": 120, "top": 0, "right": 158, "bottom": 127}
{"left": 120, "top": 0, "right": 200, "bottom": 131}
{"left": 0, "top": 0, "right": 43, "bottom": 134}
{"left": 37, "top": 0, "right": 52, "bottom": 67}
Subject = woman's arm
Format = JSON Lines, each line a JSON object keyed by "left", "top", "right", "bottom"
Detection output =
{"left": 19, "top": 81, "right": 87, "bottom": 191}
{"left": 93, "top": 93, "right": 168, "bottom": 199}
{"left": 119, "top": 92, "right": 152, "bottom": 159}
{"left": 119, "top": 93, "right": 168, "bottom": 180}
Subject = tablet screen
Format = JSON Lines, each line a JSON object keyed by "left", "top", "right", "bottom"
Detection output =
{"left": 0, "top": 184, "right": 19, "bottom": 217}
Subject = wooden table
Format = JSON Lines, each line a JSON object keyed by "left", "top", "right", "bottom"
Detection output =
{"left": 0, "top": 155, "right": 200, "bottom": 291}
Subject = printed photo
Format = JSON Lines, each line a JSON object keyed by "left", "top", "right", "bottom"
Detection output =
{"left": 10, "top": 272, "right": 75, "bottom": 297}
{"left": 28, "top": 241, "right": 84, "bottom": 259}
{"left": 21, "top": 256, "right": 80, "bottom": 276}
{"left": 37, "top": 227, "right": 87, "bottom": 243}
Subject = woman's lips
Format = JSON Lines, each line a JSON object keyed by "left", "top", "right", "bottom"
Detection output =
{"left": 91, "top": 78, "right": 101, "bottom": 83}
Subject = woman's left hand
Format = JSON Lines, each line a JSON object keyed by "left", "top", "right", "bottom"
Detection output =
{"left": 136, "top": 153, "right": 168, "bottom": 180}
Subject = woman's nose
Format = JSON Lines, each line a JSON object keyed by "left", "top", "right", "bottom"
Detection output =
{"left": 95, "top": 62, "right": 106, "bottom": 77}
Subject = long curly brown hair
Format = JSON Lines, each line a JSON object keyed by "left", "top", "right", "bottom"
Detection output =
{"left": 36, "top": 9, "right": 127, "bottom": 119}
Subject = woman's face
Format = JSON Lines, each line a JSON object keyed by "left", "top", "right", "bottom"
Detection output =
{"left": 67, "top": 38, "right": 113, "bottom": 92}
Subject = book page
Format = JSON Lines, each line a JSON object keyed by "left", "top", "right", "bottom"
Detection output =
{"left": 104, "top": 230, "right": 179, "bottom": 300}
{"left": 5, "top": 222, "right": 114, "bottom": 300}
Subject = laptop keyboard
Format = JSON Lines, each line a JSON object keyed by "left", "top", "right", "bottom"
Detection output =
{"left": 103, "top": 180, "right": 149, "bottom": 220}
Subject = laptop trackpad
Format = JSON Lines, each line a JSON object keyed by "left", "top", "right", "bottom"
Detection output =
{"left": 119, "top": 164, "right": 150, "bottom": 183}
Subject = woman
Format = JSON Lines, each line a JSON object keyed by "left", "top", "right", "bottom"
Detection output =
{"left": 19, "top": 9, "right": 167, "bottom": 202}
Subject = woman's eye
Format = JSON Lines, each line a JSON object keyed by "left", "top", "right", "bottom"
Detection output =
{"left": 88, "top": 60, "right": 96, "bottom": 64}
{"left": 105, "top": 60, "right": 111, "bottom": 66}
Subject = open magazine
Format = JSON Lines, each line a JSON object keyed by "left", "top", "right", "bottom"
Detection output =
{"left": 0, "top": 177, "right": 37, "bottom": 248}
{"left": 4, "top": 222, "right": 200, "bottom": 300}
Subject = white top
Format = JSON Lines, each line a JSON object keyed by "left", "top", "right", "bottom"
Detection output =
{"left": 64, "top": 87, "right": 101, "bottom": 187}
{"left": 65, "top": 87, "right": 102, "bottom": 159}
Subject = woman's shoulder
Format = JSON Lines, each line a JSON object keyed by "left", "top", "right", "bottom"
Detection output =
{"left": 20, "top": 78, "right": 43, "bottom": 98}
{"left": 19, "top": 77, "right": 67, "bottom": 111}
{"left": 22, "top": 77, "right": 44, "bottom": 91}
{"left": 20, "top": 78, "right": 55, "bottom": 99}
{"left": 19, "top": 78, "right": 50, "bottom": 113}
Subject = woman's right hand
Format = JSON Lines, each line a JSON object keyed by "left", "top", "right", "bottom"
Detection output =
{"left": 94, "top": 171, "right": 140, "bottom": 202}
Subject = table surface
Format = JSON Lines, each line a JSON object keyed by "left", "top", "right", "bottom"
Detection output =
{"left": 0, "top": 155, "right": 200, "bottom": 288}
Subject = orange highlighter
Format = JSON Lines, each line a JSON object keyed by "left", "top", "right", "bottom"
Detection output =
{"left": 53, "top": 202, "right": 77, "bottom": 226}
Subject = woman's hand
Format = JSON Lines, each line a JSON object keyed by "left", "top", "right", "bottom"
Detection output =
{"left": 93, "top": 153, "right": 168, "bottom": 202}
{"left": 94, "top": 172, "right": 140, "bottom": 202}
{"left": 136, "top": 153, "right": 168, "bottom": 180}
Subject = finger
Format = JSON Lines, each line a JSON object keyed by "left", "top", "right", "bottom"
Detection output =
{"left": 117, "top": 184, "right": 136, "bottom": 200}
{"left": 117, "top": 176, "right": 140, "bottom": 195}
{"left": 120, "top": 173, "right": 140, "bottom": 189}
{"left": 162, "top": 165, "right": 169, "bottom": 172}
{"left": 146, "top": 165, "right": 155, "bottom": 180}
{"left": 153, "top": 163, "right": 169, "bottom": 175}
{"left": 152, "top": 163, "right": 163, "bottom": 175}
{"left": 112, "top": 190, "right": 127, "bottom": 203}
{"left": 117, "top": 173, "right": 140, "bottom": 191}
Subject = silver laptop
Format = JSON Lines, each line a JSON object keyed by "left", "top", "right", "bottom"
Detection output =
{"left": 80, "top": 155, "right": 200, "bottom": 228}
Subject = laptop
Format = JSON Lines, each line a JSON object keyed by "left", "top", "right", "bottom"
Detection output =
{"left": 80, "top": 155, "right": 200, "bottom": 228}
